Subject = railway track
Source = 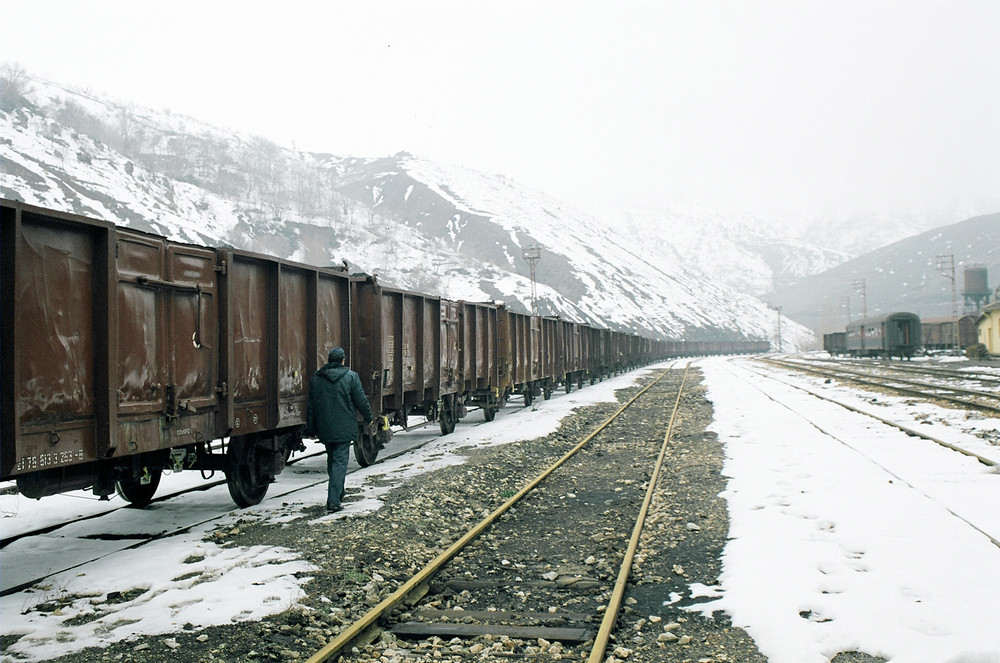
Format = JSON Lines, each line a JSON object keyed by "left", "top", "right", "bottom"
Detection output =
{"left": 764, "top": 356, "right": 1000, "bottom": 415}
{"left": 757, "top": 357, "right": 1000, "bottom": 468}
{"left": 0, "top": 409, "right": 492, "bottom": 596}
{"left": 808, "top": 355, "right": 1000, "bottom": 390}
{"left": 304, "top": 365, "right": 690, "bottom": 663}
{"left": 849, "top": 359, "right": 1000, "bottom": 386}
{"left": 0, "top": 403, "right": 511, "bottom": 551}
{"left": 727, "top": 360, "right": 1000, "bottom": 548}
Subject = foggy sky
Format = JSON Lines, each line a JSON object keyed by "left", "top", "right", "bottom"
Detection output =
{"left": 3, "top": 0, "right": 999, "bottom": 220}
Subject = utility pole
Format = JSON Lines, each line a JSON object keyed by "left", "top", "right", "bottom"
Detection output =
{"left": 936, "top": 254, "right": 959, "bottom": 354}
{"left": 851, "top": 279, "right": 867, "bottom": 318}
{"left": 522, "top": 245, "right": 541, "bottom": 315}
{"left": 768, "top": 303, "right": 782, "bottom": 353}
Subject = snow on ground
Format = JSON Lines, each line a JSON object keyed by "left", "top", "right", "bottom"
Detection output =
{"left": 697, "top": 356, "right": 1000, "bottom": 663}
{"left": 3, "top": 357, "right": 1000, "bottom": 662}
{"left": 0, "top": 369, "right": 648, "bottom": 662}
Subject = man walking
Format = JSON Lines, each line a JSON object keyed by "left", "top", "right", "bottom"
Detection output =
{"left": 306, "top": 347, "right": 374, "bottom": 513}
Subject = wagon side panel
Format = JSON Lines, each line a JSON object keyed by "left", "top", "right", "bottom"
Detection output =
{"left": 496, "top": 306, "right": 513, "bottom": 394}
{"left": 3, "top": 206, "right": 113, "bottom": 478}
{"left": 420, "top": 297, "right": 440, "bottom": 398}
{"left": 350, "top": 277, "right": 383, "bottom": 414}
{"left": 116, "top": 231, "right": 221, "bottom": 453}
{"left": 440, "top": 299, "right": 462, "bottom": 396}
{"left": 315, "top": 270, "right": 352, "bottom": 373}
{"left": 227, "top": 254, "right": 276, "bottom": 435}
{"left": 277, "top": 265, "right": 310, "bottom": 428}
{"left": 380, "top": 288, "right": 401, "bottom": 410}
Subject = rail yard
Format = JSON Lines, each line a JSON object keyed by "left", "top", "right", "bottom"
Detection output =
{"left": 3, "top": 200, "right": 1000, "bottom": 663}
{"left": 3, "top": 353, "right": 999, "bottom": 663}
{"left": 3, "top": 6, "right": 1000, "bottom": 661}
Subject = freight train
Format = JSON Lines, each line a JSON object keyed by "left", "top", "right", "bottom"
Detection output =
{"left": 1, "top": 200, "right": 768, "bottom": 507}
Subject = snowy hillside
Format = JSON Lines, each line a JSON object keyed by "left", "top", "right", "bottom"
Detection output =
{"left": 766, "top": 213, "right": 1000, "bottom": 332}
{"left": 596, "top": 204, "right": 851, "bottom": 297}
{"left": 1, "top": 72, "right": 811, "bottom": 349}
{"left": 328, "top": 154, "right": 810, "bottom": 344}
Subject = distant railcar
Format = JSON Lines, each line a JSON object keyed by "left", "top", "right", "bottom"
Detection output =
{"left": 920, "top": 315, "right": 978, "bottom": 351}
{"left": 845, "top": 312, "right": 921, "bottom": 358}
{"left": 823, "top": 332, "right": 847, "bottom": 356}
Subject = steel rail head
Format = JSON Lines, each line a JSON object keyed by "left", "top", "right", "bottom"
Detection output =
{"left": 763, "top": 357, "right": 1000, "bottom": 415}
{"left": 737, "top": 359, "right": 1000, "bottom": 550}
{"left": 587, "top": 363, "right": 691, "bottom": 663}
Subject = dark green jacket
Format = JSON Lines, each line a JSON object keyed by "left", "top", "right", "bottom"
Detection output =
{"left": 306, "top": 362, "right": 374, "bottom": 443}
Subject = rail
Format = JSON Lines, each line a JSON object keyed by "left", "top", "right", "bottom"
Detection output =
{"left": 756, "top": 359, "right": 998, "bottom": 468}
{"left": 305, "top": 365, "right": 688, "bottom": 663}
{"left": 733, "top": 359, "right": 1000, "bottom": 549}
{"left": 764, "top": 357, "right": 1000, "bottom": 415}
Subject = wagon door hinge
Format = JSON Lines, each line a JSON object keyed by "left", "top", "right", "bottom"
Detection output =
{"left": 215, "top": 382, "right": 228, "bottom": 399}
{"left": 164, "top": 383, "right": 178, "bottom": 423}
{"left": 214, "top": 260, "right": 228, "bottom": 275}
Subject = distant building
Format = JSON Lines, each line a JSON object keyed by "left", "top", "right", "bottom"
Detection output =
{"left": 977, "top": 303, "right": 1000, "bottom": 354}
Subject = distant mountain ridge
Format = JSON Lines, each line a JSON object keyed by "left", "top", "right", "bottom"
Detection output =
{"left": 764, "top": 213, "right": 1000, "bottom": 332}
{"left": 596, "top": 206, "right": 852, "bottom": 297}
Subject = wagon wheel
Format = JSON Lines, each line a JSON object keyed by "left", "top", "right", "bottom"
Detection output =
{"left": 225, "top": 435, "right": 270, "bottom": 508}
{"left": 354, "top": 426, "right": 380, "bottom": 467}
{"left": 483, "top": 393, "right": 499, "bottom": 422}
{"left": 439, "top": 396, "right": 457, "bottom": 435}
{"left": 543, "top": 383, "right": 552, "bottom": 400}
{"left": 523, "top": 388, "right": 533, "bottom": 407}
{"left": 116, "top": 467, "right": 162, "bottom": 507}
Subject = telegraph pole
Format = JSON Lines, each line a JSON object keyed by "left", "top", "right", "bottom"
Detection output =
{"left": 851, "top": 279, "right": 867, "bottom": 318}
{"left": 768, "top": 303, "right": 782, "bottom": 353}
{"left": 936, "top": 254, "right": 959, "bottom": 354}
{"left": 522, "top": 245, "right": 541, "bottom": 315}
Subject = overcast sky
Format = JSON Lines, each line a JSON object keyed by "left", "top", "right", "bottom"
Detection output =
{"left": 3, "top": 0, "right": 999, "bottom": 219}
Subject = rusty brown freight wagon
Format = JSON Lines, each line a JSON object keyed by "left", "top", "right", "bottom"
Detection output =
{"left": 1, "top": 199, "right": 350, "bottom": 507}
{"left": 561, "top": 320, "right": 587, "bottom": 392}
{"left": 220, "top": 246, "right": 351, "bottom": 505}
{"left": 586, "top": 327, "right": 610, "bottom": 383}
{"left": 497, "top": 305, "right": 546, "bottom": 405}
{"left": 458, "top": 301, "right": 503, "bottom": 421}
{"left": 349, "top": 275, "right": 467, "bottom": 464}
{"left": 540, "top": 316, "right": 561, "bottom": 399}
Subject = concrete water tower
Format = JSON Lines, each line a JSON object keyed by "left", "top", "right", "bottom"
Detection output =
{"left": 962, "top": 265, "right": 990, "bottom": 312}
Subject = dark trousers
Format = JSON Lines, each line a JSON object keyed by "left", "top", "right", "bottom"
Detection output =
{"left": 324, "top": 441, "right": 351, "bottom": 509}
